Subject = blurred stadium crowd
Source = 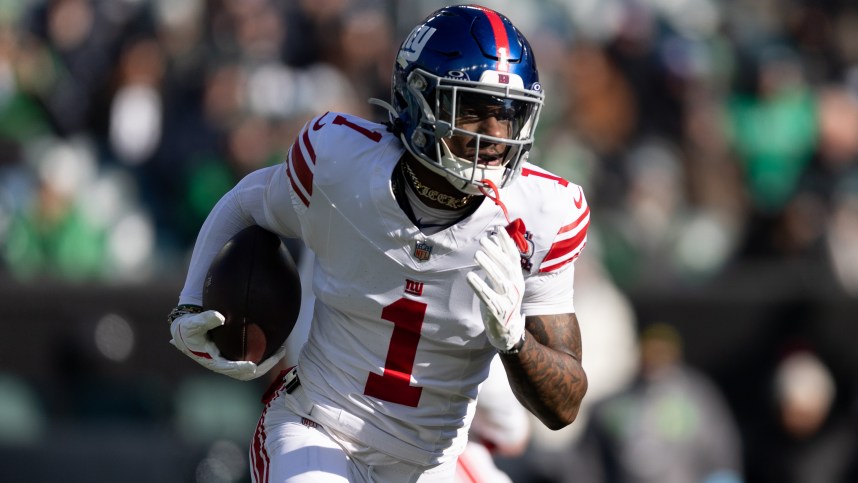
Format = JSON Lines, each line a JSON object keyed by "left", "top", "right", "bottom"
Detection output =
{"left": 1, "top": 0, "right": 858, "bottom": 290}
{"left": 2, "top": 0, "right": 858, "bottom": 482}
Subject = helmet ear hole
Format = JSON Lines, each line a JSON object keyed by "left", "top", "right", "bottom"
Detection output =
{"left": 409, "top": 74, "right": 428, "bottom": 91}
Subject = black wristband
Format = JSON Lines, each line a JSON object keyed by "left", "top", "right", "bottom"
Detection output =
{"left": 498, "top": 331, "right": 526, "bottom": 355}
{"left": 167, "top": 304, "right": 204, "bottom": 325}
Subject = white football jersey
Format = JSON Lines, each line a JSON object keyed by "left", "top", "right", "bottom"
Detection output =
{"left": 194, "top": 111, "right": 590, "bottom": 467}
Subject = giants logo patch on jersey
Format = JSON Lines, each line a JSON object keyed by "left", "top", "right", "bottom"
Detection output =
{"left": 405, "top": 279, "right": 424, "bottom": 296}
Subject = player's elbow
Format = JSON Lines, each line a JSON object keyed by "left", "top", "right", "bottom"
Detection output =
{"left": 540, "top": 405, "right": 581, "bottom": 431}
{"left": 540, "top": 377, "right": 588, "bottom": 430}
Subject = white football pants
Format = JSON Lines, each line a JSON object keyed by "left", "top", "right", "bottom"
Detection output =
{"left": 250, "top": 382, "right": 456, "bottom": 483}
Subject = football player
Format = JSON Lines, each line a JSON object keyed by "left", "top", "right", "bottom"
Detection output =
{"left": 168, "top": 5, "right": 590, "bottom": 482}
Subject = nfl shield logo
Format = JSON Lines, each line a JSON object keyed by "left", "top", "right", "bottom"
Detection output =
{"left": 414, "top": 241, "right": 433, "bottom": 261}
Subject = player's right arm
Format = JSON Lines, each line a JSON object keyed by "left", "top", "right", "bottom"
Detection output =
{"left": 178, "top": 163, "right": 301, "bottom": 307}
{"left": 169, "top": 148, "right": 303, "bottom": 379}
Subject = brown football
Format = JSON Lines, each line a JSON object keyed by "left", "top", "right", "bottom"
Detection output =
{"left": 202, "top": 225, "right": 302, "bottom": 363}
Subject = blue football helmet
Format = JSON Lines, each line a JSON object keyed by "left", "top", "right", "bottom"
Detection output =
{"left": 375, "top": 5, "right": 544, "bottom": 195}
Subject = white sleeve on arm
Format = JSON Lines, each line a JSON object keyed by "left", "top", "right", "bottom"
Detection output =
{"left": 178, "top": 164, "right": 301, "bottom": 306}
{"left": 521, "top": 261, "right": 577, "bottom": 316}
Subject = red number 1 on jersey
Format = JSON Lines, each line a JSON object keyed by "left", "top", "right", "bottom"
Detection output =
{"left": 333, "top": 115, "right": 382, "bottom": 142}
{"left": 364, "top": 298, "right": 425, "bottom": 407}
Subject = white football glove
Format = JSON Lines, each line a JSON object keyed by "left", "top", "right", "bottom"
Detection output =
{"left": 168, "top": 305, "right": 286, "bottom": 381}
{"left": 466, "top": 228, "right": 526, "bottom": 353}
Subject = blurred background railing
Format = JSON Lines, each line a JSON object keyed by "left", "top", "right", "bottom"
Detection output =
{"left": 2, "top": 0, "right": 858, "bottom": 482}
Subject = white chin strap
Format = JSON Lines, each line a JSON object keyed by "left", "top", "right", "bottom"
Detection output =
{"left": 437, "top": 140, "right": 505, "bottom": 195}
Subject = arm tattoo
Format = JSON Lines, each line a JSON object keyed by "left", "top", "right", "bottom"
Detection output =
{"left": 500, "top": 312, "right": 588, "bottom": 430}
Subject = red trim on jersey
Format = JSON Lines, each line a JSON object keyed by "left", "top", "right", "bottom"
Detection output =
{"left": 286, "top": 162, "right": 309, "bottom": 207}
{"left": 544, "top": 224, "right": 588, "bottom": 261}
{"left": 287, "top": 123, "right": 320, "bottom": 207}
{"left": 476, "top": 7, "right": 510, "bottom": 72}
{"left": 540, "top": 249, "right": 584, "bottom": 273}
{"left": 289, "top": 141, "right": 313, "bottom": 196}
{"left": 557, "top": 206, "right": 590, "bottom": 235}
{"left": 540, "top": 206, "right": 590, "bottom": 273}
{"left": 302, "top": 129, "right": 317, "bottom": 163}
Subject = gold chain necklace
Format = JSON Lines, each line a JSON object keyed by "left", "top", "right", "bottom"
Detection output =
{"left": 401, "top": 162, "right": 473, "bottom": 209}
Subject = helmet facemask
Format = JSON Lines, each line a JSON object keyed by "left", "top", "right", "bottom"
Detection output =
{"left": 400, "top": 69, "right": 543, "bottom": 195}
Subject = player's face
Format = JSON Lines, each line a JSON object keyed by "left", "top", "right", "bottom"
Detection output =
{"left": 440, "top": 91, "right": 532, "bottom": 166}
{"left": 449, "top": 108, "right": 511, "bottom": 166}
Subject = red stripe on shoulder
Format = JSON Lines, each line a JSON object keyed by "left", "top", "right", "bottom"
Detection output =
{"left": 543, "top": 223, "right": 588, "bottom": 263}
{"left": 289, "top": 142, "right": 313, "bottom": 196}
{"left": 539, "top": 203, "right": 590, "bottom": 273}
{"left": 539, "top": 249, "right": 584, "bottom": 273}
{"left": 302, "top": 129, "right": 316, "bottom": 163}
{"left": 286, "top": 161, "right": 309, "bottom": 207}
{"left": 558, "top": 206, "right": 590, "bottom": 234}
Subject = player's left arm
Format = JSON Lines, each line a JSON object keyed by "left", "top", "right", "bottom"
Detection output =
{"left": 467, "top": 177, "right": 590, "bottom": 430}
{"left": 467, "top": 227, "right": 587, "bottom": 430}
{"left": 502, "top": 312, "right": 586, "bottom": 430}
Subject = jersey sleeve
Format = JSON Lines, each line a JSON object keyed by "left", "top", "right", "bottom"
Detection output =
{"left": 262, "top": 163, "right": 302, "bottom": 236}
{"left": 284, "top": 116, "right": 319, "bottom": 212}
{"left": 520, "top": 180, "right": 590, "bottom": 316}
{"left": 178, "top": 166, "right": 301, "bottom": 306}
{"left": 539, "top": 184, "right": 590, "bottom": 273}
{"left": 521, "top": 262, "right": 577, "bottom": 316}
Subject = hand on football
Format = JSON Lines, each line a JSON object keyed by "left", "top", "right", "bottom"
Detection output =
{"left": 466, "top": 228, "right": 526, "bottom": 353}
{"left": 169, "top": 308, "right": 284, "bottom": 381}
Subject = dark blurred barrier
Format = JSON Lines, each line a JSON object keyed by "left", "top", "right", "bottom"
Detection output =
{"left": 632, "top": 259, "right": 858, "bottom": 397}
{"left": 0, "top": 277, "right": 259, "bottom": 483}
{"left": 0, "top": 277, "right": 191, "bottom": 386}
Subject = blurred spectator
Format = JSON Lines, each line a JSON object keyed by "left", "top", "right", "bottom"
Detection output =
{"left": 727, "top": 44, "right": 819, "bottom": 257}
{"left": 2, "top": 138, "right": 107, "bottom": 281}
{"left": 0, "top": 136, "right": 156, "bottom": 281}
{"left": 582, "top": 323, "right": 744, "bottom": 483}
{"left": 744, "top": 348, "right": 855, "bottom": 483}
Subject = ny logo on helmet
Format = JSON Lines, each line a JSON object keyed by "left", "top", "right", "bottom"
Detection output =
{"left": 399, "top": 26, "right": 436, "bottom": 64}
